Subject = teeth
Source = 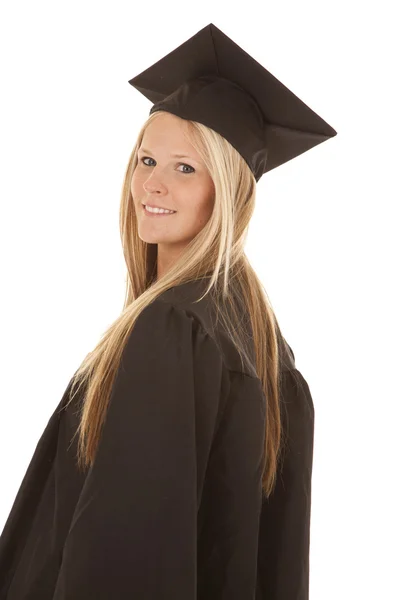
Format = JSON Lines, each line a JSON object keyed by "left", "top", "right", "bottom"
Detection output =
{"left": 145, "top": 205, "right": 175, "bottom": 214}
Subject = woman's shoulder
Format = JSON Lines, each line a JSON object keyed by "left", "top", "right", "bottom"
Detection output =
{"left": 153, "top": 278, "right": 213, "bottom": 328}
{"left": 150, "top": 278, "right": 299, "bottom": 379}
{"left": 151, "top": 279, "right": 258, "bottom": 378}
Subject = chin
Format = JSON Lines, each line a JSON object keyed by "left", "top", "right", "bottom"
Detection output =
{"left": 137, "top": 231, "right": 174, "bottom": 244}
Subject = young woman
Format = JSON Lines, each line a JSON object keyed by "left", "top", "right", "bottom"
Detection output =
{"left": 0, "top": 23, "right": 336, "bottom": 600}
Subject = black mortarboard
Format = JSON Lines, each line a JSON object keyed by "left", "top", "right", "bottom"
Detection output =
{"left": 128, "top": 23, "right": 337, "bottom": 182}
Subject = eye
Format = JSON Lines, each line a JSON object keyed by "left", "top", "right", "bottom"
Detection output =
{"left": 178, "top": 163, "right": 195, "bottom": 174}
{"left": 140, "top": 157, "right": 195, "bottom": 174}
{"left": 141, "top": 157, "right": 155, "bottom": 167}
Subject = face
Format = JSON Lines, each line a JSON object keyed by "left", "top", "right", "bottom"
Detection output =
{"left": 131, "top": 112, "right": 215, "bottom": 260}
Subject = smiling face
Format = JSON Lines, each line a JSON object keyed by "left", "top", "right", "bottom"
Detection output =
{"left": 131, "top": 112, "right": 215, "bottom": 273}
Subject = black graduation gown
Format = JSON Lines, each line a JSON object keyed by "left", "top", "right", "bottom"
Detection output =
{"left": 0, "top": 279, "right": 314, "bottom": 599}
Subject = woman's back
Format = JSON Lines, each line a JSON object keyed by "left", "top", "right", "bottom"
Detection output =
{"left": 0, "top": 279, "right": 314, "bottom": 599}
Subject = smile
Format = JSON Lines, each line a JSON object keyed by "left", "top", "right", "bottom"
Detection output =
{"left": 143, "top": 205, "right": 177, "bottom": 216}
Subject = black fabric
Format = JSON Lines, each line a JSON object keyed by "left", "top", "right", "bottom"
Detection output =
{"left": 128, "top": 23, "right": 337, "bottom": 181}
{"left": 0, "top": 279, "right": 314, "bottom": 599}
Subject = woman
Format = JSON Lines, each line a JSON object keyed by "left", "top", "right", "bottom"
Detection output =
{"left": 0, "top": 23, "right": 335, "bottom": 600}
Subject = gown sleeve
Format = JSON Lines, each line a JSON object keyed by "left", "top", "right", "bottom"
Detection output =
{"left": 0, "top": 380, "right": 74, "bottom": 596}
{"left": 256, "top": 367, "right": 315, "bottom": 600}
{"left": 51, "top": 300, "right": 231, "bottom": 600}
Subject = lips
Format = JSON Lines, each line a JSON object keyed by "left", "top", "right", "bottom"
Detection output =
{"left": 142, "top": 204, "right": 177, "bottom": 217}
{"left": 142, "top": 202, "right": 175, "bottom": 211}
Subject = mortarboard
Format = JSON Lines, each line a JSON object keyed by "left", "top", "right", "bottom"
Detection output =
{"left": 128, "top": 23, "right": 337, "bottom": 182}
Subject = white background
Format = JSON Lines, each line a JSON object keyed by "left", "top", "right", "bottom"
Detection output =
{"left": 0, "top": 1, "right": 399, "bottom": 598}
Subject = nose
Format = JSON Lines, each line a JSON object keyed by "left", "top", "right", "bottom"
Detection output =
{"left": 143, "top": 168, "right": 167, "bottom": 195}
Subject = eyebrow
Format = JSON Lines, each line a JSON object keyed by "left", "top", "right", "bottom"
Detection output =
{"left": 139, "top": 147, "right": 199, "bottom": 162}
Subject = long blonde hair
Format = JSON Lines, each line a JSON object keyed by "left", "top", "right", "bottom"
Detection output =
{"left": 64, "top": 110, "right": 285, "bottom": 499}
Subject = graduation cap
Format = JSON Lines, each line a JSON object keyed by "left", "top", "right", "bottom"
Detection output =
{"left": 128, "top": 23, "right": 337, "bottom": 182}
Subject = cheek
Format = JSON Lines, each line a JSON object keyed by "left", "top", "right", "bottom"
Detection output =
{"left": 201, "top": 199, "right": 214, "bottom": 223}
{"left": 190, "top": 192, "right": 214, "bottom": 225}
{"left": 131, "top": 172, "right": 143, "bottom": 197}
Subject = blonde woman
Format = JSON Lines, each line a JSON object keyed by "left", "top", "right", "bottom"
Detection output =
{"left": 0, "top": 23, "right": 336, "bottom": 600}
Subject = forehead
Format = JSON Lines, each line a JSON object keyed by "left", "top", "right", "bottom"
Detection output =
{"left": 140, "top": 113, "right": 201, "bottom": 160}
{"left": 141, "top": 113, "right": 190, "bottom": 145}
